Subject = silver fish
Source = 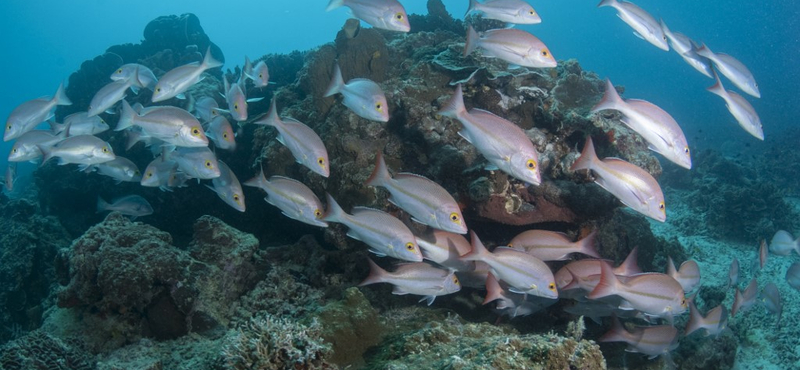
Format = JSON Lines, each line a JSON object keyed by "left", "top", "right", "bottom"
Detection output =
{"left": 465, "top": 26, "right": 556, "bottom": 68}
{"left": 706, "top": 71, "right": 763, "bottom": 140}
{"left": 8, "top": 130, "right": 64, "bottom": 162}
{"left": 4, "top": 163, "right": 16, "bottom": 192}
{"left": 89, "top": 156, "right": 141, "bottom": 183}
{"left": 666, "top": 257, "right": 700, "bottom": 293}
{"left": 87, "top": 79, "right": 135, "bottom": 117}
{"left": 659, "top": 20, "right": 713, "bottom": 78}
{"left": 696, "top": 44, "right": 760, "bottom": 98}
{"left": 597, "top": 0, "right": 669, "bottom": 51}
{"left": 415, "top": 229, "right": 475, "bottom": 272}
{"left": 555, "top": 247, "right": 641, "bottom": 292}
{"left": 110, "top": 63, "right": 158, "bottom": 91}
{"left": 141, "top": 156, "right": 180, "bottom": 191}
{"left": 220, "top": 74, "right": 248, "bottom": 122}
{"left": 366, "top": 152, "right": 465, "bottom": 233}
{"left": 244, "top": 169, "right": 327, "bottom": 227}
{"left": 588, "top": 262, "right": 687, "bottom": 320}
{"left": 727, "top": 258, "right": 739, "bottom": 290}
{"left": 508, "top": 229, "right": 600, "bottom": 261}
{"left": 206, "top": 115, "right": 236, "bottom": 151}
{"left": 96, "top": 195, "right": 153, "bottom": 218}
{"left": 171, "top": 146, "right": 221, "bottom": 179}
{"left": 244, "top": 56, "right": 270, "bottom": 87}
{"left": 483, "top": 273, "right": 556, "bottom": 318}
{"left": 786, "top": 262, "right": 800, "bottom": 291}
{"left": 152, "top": 47, "right": 223, "bottom": 102}
{"left": 193, "top": 96, "right": 220, "bottom": 123}
{"left": 461, "top": 231, "right": 557, "bottom": 299}
{"left": 465, "top": 0, "right": 541, "bottom": 24}
{"left": 571, "top": 137, "right": 666, "bottom": 222}
{"left": 326, "top": 0, "right": 410, "bottom": 32}
{"left": 40, "top": 135, "right": 115, "bottom": 166}
{"left": 600, "top": 316, "right": 678, "bottom": 359}
{"left": 323, "top": 193, "right": 422, "bottom": 262}
{"left": 255, "top": 99, "right": 329, "bottom": 177}
{"left": 359, "top": 259, "right": 461, "bottom": 305}
{"left": 760, "top": 282, "right": 782, "bottom": 326}
{"left": 593, "top": 79, "right": 691, "bottom": 169}
{"left": 438, "top": 84, "right": 541, "bottom": 185}
{"left": 50, "top": 112, "right": 109, "bottom": 136}
{"left": 731, "top": 278, "right": 758, "bottom": 316}
{"left": 685, "top": 301, "right": 728, "bottom": 337}
{"left": 207, "top": 160, "right": 245, "bottom": 212}
{"left": 117, "top": 101, "right": 209, "bottom": 147}
{"left": 324, "top": 64, "right": 389, "bottom": 122}
{"left": 5, "top": 83, "right": 72, "bottom": 141}
{"left": 769, "top": 230, "right": 798, "bottom": 256}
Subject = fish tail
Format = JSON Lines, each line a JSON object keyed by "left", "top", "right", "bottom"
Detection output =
{"left": 47, "top": 119, "right": 64, "bottom": 135}
{"left": 37, "top": 145, "right": 54, "bottom": 166}
{"left": 325, "top": 0, "right": 345, "bottom": 12}
{"left": 358, "top": 258, "right": 388, "bottom": 286}
{"left": 201, "top": 47, "right": 223, "bottom": 69}
{"left": 684, "top": 300, "right": 704, "bottom": 336}
{"left": 591, "top": 79, "right": 624, "bottom": 113}
{"left": 243, "top": 166, "right": 269, "bottom": 189}
{"left": 570, "top": 136, "right": 598, "bottom": 172}
{"left": 598, "top": 315, "right": 630, "bottom": 343}
{"left": 482, "top": 272, "right": 504, "bottom": 305}
{"left": 96, "top": 196, "right": 110, "bottom": 213}
{"left": 560, "top": 267, "right": 581, "bottom": 290}
{"left": 706, "top": 70, "right": 726, "bottom": 98}
{"left": 666, "top": 256, "right": 678, "bottom": 277}
{"left": 53, "top": 82, "right": 72, "bottom": 106}
{"left": 461, "top": 231, "right": 491, "bottom": 263}
{"left": 465, "top": 0, "right": 480, "bottom": 17}
{"left": 116, "top": 101, "right": 136, "bottom": 131}
{"left": 577, "top": 230, "right": 601, "bottom": 258}
{"left": 323, "top": 64, "right": 344, "bottom": 97}
{"left": 616, "top": 246, "right": 641, "bottom": 275}
{"left": 597, "top": 0, "right": 618, "bottom": 8}
{"left": 731, "top": 288, "right": 743, "bottom": 316}
{"left": 794, "top": 237, "right": 800, "bottom": 256}
{"left": 321, "top": 193, "right": 348, "bottom": 223}
{"left": 257, "top": 98, "right": 282, "bottom": 127}
{"left": 243, "top": 56, "right": 253, "bottom": 79}
{"left": 438, "top": 84, "right": 467, "bottom": 120}
{"left": 125, "top": 130, "right": 144, "bottom": 151}
{"left": 464, "top": 25, "right": 479, "bottom": 56}
{"left": 365, "top": 152, "right": 392, "bottom": 188}
{"left": 587, "top": 261, "right": 620, "bottom": 300}
{"left": 694, "top": 43, "right": 712, "bottom": 59}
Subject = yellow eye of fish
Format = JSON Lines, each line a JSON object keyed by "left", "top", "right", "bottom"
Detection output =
{"left": 526, "top": 159, "right": 537, "bottom": 170}
{"left": 234, "top": 103, "right": 239, "bottom": 110}
{"left": 449, "top": 212, "right": 460, "bottom": 223}
{"left": 205, "top": 161, "right": 213, "bottom": 168}
{"left": 452, "top": 276, "right": 459, "bottom": 285}
{"left": 684, "top": 147, "right": 690, "bottom": 154}
{"left": 659, "top": 202, "right": 665, "bottom": 210}
{"left": 317, "top": 157, "right": 325, "bottom": 166}
{"left": 405, "top": 242, "right": 415, "bottom": 251}
{"left": 192, "top": 128, "right": 201, "bottom": 136}
{"left": 102, "top": 147, "right": 109, "bottom": 153}
{"left": 314, "top": 209, "right": 322, "bottom": 218}
{"left": 375, "top": 102, "right": 382, "bottom": 111}
{"left": 11, "top": 149, "right": 16, "bottom": 153}
{"left": 6, "top": 125, "right": 11, "bottom": 130}
{"left": 529, "top": 10, "right": 535, "bottom": 15}
{"left": 548, "top": 283, "right": 556, "bottom": 291}
{"left": 395, "top": 13, "right": 403, "bottom": 20}
{"left": 233, "top": 194, "right": 241, "bottom": 203}
{"left": 156, "top": 88, "right": 161, "bottom": 93}
{"left": 146, "top": 171, "right": 153, "bottom": 178}
{"left": 541, "top": 49, "right": 549, "bottom": 57}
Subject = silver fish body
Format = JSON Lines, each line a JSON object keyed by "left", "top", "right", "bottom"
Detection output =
{"left": 40, "top": 135, "right": 115, "bottom": 166}
{"left": 97, "top": 195, "right": 153, "bottom": 218}
{"left": 323, "top": 193, "right": 422, "bottom": 262}
{"left": 171, "top": 146, "right": 221, "bottom": 179}
{"left": 727, "top": 258, "right": 739, "bottom": 290}
{"left": 359, "top": 259, "right": 461, "bottom": 305}
{"left": 52, "top": 112, "right": 109, "bottom": 136}
{"left": 696, "top": 44, "right": 760, "bottom": 98}
{"left": 666, "top": 257, "right": 700, "bottom": 293}
{"left": 87, "top": 79, "right": 133, "bottom": 117}
{"left": 8, "top": 130, "right": 64, "bottom": 162}
{"left": 415, "top": 229, "right": 474, "bottom": 272}
{"left": 732, "top": 278, "right": 758, "bottom": 316}
{"left": 244, "top": 170, "right": 327, "bottom": 227}
{"left": 555, "top": 247, "right": 641, "bottom": 292}
{"left": 508, "top": 229, "right": 599, "bottom": 261}
{"left": 222, "top": 75, "right": 248, "bottom": 122}
{"left": 706, "top": 72, "right": 763, "bottom": 140}
{"left": 439, "top": 84, "right": 541, "bottom": 185}
{"left": 600, "top": 316, "right": 678, "bottom": 358}
{"left": 5, "top": 83, "right": 72, "bottom": 141}
{"left": 4, "top": 164, "right": 16, "bottom": 192}
{"left": 659, "top": 21, "right": 713, "bottom": 78}
{"left": 256, "top": 99, "right": 329, "bottom": 177}
{"left": 244, "top": 56, "right": 270, "bottom": 87}
{"left": 598, "top": 0, "right": 669, "bottom": 51}
{"left": 571, "top": 137, "right": 666, "bottom": 222}
{"left": 588, "top": 262, "right": 687, "bottom": 320}
{"left": 206, "top": 116, "right": 236, "bottom": 151}
{"left": 193, "top": 96, "right": 220, "bottom": 123}
{"left": 465, "top": 26, "right": 556, "bottom": 68}
{"left": 324, "top": 64, "right": 389, "bottom": 122}
{"left": 141, "top": 157, "right": 180, "bottom": 190}
{"left": 110, "top": 63, "right": 158, "bottom": 90}
{"left": 484, "top": 273, "right": 556, "bottom": 318}
{"left": 117, "top": 101, "right": 209, "bottom": 147}
{"left": 786, "top": 262, "right": 800, "bottom": 291}
{"left": 760, "top": 282, "right": 782, "bottom": 326}
{"left": 208, "top": 160, "right": 245, "bottom": 212}
{"left": 769, "top": 230, "right": 798, "bottom": 256}
{"left": 466, "top": 0, "right": 541, "bottom": 24}
{"left": 152, "top": 48, "right": 223, "bottom": 102}
{"left": 685, "top": 301, "right": 728, "bottom": 337}
{"left": 326, "top": 0, "right": 410, "bottom": 32}
{"left": 90, "top": 156, "right": 141, "bottom": 183}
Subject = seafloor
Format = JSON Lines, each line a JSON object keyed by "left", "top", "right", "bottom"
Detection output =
{"left": 2, "top": 1, "right": 799, "bottom": 369}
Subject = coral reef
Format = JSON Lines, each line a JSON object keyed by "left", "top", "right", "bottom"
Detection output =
{"left": 0, "top": 330, "right": 94, "bottom": 370}
{"left": 315, "top": 288, "right": 382, "bottom": 366}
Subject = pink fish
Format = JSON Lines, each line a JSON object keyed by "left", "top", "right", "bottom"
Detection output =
{"left": 465, "top": 26, "right": 556, "bottom": 68}
{"left": 600, "top": 316, "right": 678, "bottom": 359}
{"left": 666, "top": 257, "right": 701, "bottom": 293}
{"left": 731, "top": 278, "right": 758, "bottom": 317}
{"left": 483, "top": 273, "right": 555, "bottom": 318}
{"left": 685, "top": 301, "right": 728, "bottom": 337}
{"left": 415, "top": 229, "right": 475, "bottom": 272}
{"left": 359, "top": 259, "right": 460, "bottom": 305}
{"left": 508, "top": 229, "right": 600, "bottom": 261}
{"left": 588, "top": 262, "right": 687, "bottom": 320}
{"left": 727, "top": 258, "right": 739, "bottom": 290}
{"left": 555, "top": 246, "right": 641, "bottom": 292}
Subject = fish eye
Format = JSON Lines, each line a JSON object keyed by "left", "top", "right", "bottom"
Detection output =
{"left": 663, "top": 36, "right": 667, "bottom": 41}
{"left": 192, "top": 128, "right": 201, "bottom": 136}
{"left": 223, "top": 133, "right": 229, "bottom": 139}
{"left": 548, "top": 283, "right": 556, "bottom": 291}
{"left": 541, "top": 49, "right": 549, "bottom": 57}
{"left": 375, "top": 102, "right": 382, "bottom": 111}
{"left": 317, "top": 157, "right": 325, "bottom": 166}
{"left": 116, "top": 69, "right": 122, "bottom": 74}
{"left": 6, "top": 125, "right": 11, "bottom": 130}
{"left": 526, "top": 159, "right": 537, "bottom": 170}
{"left": 156, "top": 88, "right": 161, "bottom": 93}
{"left": 102, "top": 147, "right": 109, "bottom": 153}
{"left": 234, "top": 103, "right": 239, "bottom": 110}
{"left": 205, "top": 160, "right": 213, "bottom": 168}
{"left": 134, "top": 170, "right": 141, "bottom": 176}
{"left": 449, "top": 212, "right": 460, "bottom": 223}
{"left": 146, "top": 171, "right": 153, "bottom": 178}
{"left": 452, "top": 276, "right": 459, "bottom": 285}
{"left": 211, "top": 110, "right": 218, "bottom": 116}
{"left": 395, "top": 13, "right": 404, "bottom": 20}
{"left": 314, "top": 209, "right": 322, "bottom": 218}
{"left": 258, "top": 73, "right": 263, "bottom": 79}
{"left": 529, "top": 9, "right": 535, "bottom": 15}
{"left": 405, "top": 242, "right": 415, "bottom": 251}
{"left": 659, "top": 202, "right": 665, "bottom": 210}
{"left": 684, "top": 147, "right": 690, "bottom": 154}
{"left": 11, "top": 148, "right": 16, "bottom": 153}
{"left": 233, "top": 194, "right": 241, "bottom": 203}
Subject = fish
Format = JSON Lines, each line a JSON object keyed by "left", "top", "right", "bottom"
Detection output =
{"left": 205, "top": 115, "right": 236, "bottom": 151}
{"left": 325, "top": 0, "right": 410, "bottom": 32}
{"left": 588, "top": 262, "right": 687, "bottom": 321}
{"left": 322, "top": 193, "right": 422, "bottom": 261}
{"left": 87, "top": 79, "right": 136, "bottom": 117}
{"left": 244, "top": 56, "right": 270, "bottom": 87}
{"left": 464, "top": 26, "right": 556, "bottom": 68}
{"left": 5, "top": 82, "right": 72, "bottom": 141}
{"left": 760, "top": 282, "right": 782, "bottom": 326}
{"left": 695, "top": 44, "right": 760, "bottom": 98}
{"left": 4, "top": 163, "right": 16, "bottom": 192}
{"left": 359, "top": 259, "right": 460, "bottom": 305}
{"left": 171, "top": 146, "right": 221, "bottom": 179}
{"left": 366, "top": 152, "right": 465, "bottom": 233}
{"left": 117, "top": 101, "right": 209, "bottom": 148}
{"left": 758, "top": 239, "right": 768, "bottom": 270}
{"left": 244, "top": 169, "right": 328, "bottom": 227}
{"left": 706, "top": 71, "right": 764, "bottom": 140}
{"left": 597, "top": 0, "right": 669, "bottom": 51}
{"left": 324, "top": 64, "right": 389, "bottom": 122}
{"left": 465, "top": 0, "right": 541, "bottom": 25}
{"left": 152, "top": 47, "right": 223, "bottom": 102}
{"left": 438, "top": 84, "right": 541, "bottom": 185}
{"left": 563, "top": 299, "right": 644, "bottom": 324}
{"left": 571, "top": 137, "right": 666, "bottom": 222}
{"left": 50, "top": 112, "right": 109, "bottom": 136}
{"left": 555, "top": 246, "right": 641, "bottom": 292}
{"left": 685, "top": 301, "right": 728, "bottom": 337}
{"left": 455, "top": 261, "right": 491, "bottom": 289}
{"left": 731, "top": 278, "right": 758, "bottom": 316}
{"left": 255, "top": 99, "right": 330, "bottom": 177}
{"left": 8, "top": 130, "right": 65, "bottom": 163}
{"left": 483, "top": 273, "right": 555, "bottom": 318}
{"left": 206, "top": 160, "right": 245, "bottom": 212}
{"left": 219, "top": 74, "right": 248, "bottom": 122}
{"left": 141, "top": 156, "right": 180, "bottom": 191}
{"left": 87, "top": 156, "right": 142, "bottom": 183}
{"left": 110, "top": 63, "right": 158, "bottom": 91}
{"left": 460, "top": 231, "right": 557, "bottom": 299}
{"left": 415, "top": 229, "right": 475, "bottom": 272}
{"left": 659, "top": 20, "right": 713, "bottom": 78}
{"left": 600, "top": 316, "right": 678, "bottom": 359}
{"left": 786, "top": 262, "right": 800, "bottom": 291}
{"left": 193, "top": 96, "right": 220, "bottom": 123}
{"left": 39, "top": 135, "right": 115, "bottom": 166}
{"left": 665, "top": 257, "right": 701, "bottom": 293}
{"left": 507, "top": 229, "right": 600, "bottom": 261}
{"left": 769, "top": 230, "right": 799, "bottom": 256}
{"left": 727, "top": 258, "right": 739, "bottom": 290}
{"left": 96, "top": 195, "right": 153, "bottom": 219}
{"left": 592, "top": 79, "right": 691, "bottom": 169}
